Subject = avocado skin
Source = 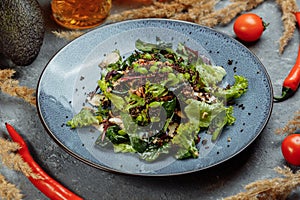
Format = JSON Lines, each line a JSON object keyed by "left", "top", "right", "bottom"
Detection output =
{"left": 0, "top": 0, "right": 45, "bottom": 66}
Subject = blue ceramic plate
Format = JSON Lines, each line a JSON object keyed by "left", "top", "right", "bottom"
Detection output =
{"left": 37, "top": 19, "right": 273, "bottom": 176}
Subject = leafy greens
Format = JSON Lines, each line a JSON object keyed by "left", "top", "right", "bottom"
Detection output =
{"left": 67, "top": 38, "right": 248, "bottom": 162}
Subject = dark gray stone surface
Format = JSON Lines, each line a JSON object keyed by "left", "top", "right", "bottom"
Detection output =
{"left": 1, "top": 0, "right": 300, "bottom": 199}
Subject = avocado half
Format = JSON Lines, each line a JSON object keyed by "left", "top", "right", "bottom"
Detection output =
{"left": 0, "top": 0, "right": 45, "bottom": 66}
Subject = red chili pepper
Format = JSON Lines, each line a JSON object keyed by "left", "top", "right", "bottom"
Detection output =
{"left": 274, "top": 12, "right": 300, "bottom": 102}
{"left": 5, "top": 123, "right": 83, "bottom": 200}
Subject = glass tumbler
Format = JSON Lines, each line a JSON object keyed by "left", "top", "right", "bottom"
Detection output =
{"left": 51, "top": 0, "right": 112, "bottom": 30}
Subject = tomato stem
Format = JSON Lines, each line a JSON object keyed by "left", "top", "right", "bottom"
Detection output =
{"left": 262, "top": 21, "right": 269, "bottom": 31}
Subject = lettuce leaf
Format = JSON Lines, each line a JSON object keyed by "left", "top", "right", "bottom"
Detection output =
{"left": 135, "top": 38, "right": 173, "bottom": 53}
{"left": 184, "top": 99, "right": 236, "bottom": 141}
{"left": 98, "top": 79, "right": 126, "bottom": 111}
{"left": 66, "top": 108, "right": 99, "bottom": 128}
{"left": 207, "top": 106, "right": 236, "bottom": 141}
{"left": 113, "top": 143, "right": 136, "bottom": 153}
{"left": 105, "top": 125, "right": 130, "bottom": 144}
{"left": 139, "top": 143, "right": 171, "bottom": 162}
{"left": 172, "top": 122, "right": 199, "bottom": 159}
{"left": 184, "top": 99, "right": 227, "bottom": 128}
{"left": 195, "top": 63, "right": 226, "bottom": 86}
{"left": 213, "top": 75, "right": 248, "bottom": 101}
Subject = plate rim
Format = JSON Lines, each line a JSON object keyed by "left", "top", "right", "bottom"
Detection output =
{"left": 36, "top": 18, "right": 274, "bottom": 176}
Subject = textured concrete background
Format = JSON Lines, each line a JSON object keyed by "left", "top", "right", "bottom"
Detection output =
{"left": 1, "top": 0, "right": 300, "bottom": 199}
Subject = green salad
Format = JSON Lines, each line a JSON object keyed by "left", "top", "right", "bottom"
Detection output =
{"left": 67, "top": 39, "right": 248, "bottom": 162}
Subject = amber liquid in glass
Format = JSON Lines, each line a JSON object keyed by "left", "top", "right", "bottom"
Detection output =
{"left": 51, "top": 0, "right": 112, "bottom": 29}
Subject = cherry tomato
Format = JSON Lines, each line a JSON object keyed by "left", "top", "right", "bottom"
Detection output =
{"left": 281, "top": 134, "right": 300, "bottom": 166}
{"left": 233, "top": 13, "right": 267, "bottom": 42}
